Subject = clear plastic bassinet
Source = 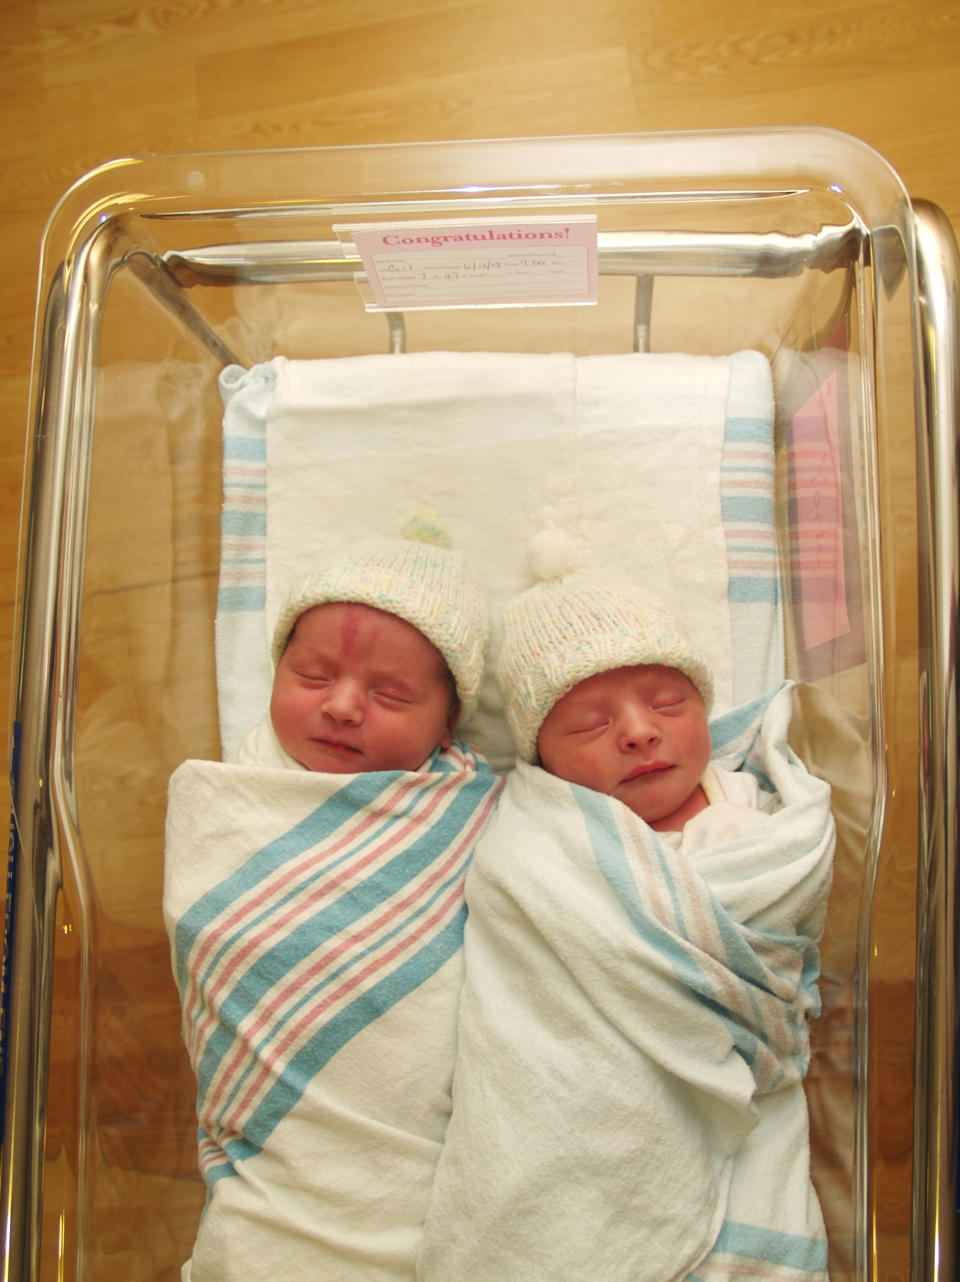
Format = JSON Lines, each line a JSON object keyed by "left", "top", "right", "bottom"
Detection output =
{"left": 1, "top": 130, "right": 957, "bottom": 1282}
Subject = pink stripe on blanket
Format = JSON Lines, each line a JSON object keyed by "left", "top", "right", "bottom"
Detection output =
{"left": 184, "top": 777, "right": 450, "bottom": 1040}
{"left": 621, "top": 806, "right": 803, "bottom": 1088}
{"left": 200, "top": 781, "right": 503, "bottom": 1124}
{"left": 207, "top": 835, "right": 468, "bottom": 1108}
{"left": 217, "top": 879, "right": 467, "bottom": 1132}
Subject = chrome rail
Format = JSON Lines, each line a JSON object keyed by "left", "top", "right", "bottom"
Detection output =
{"left": 1, "top": 221, "right": 119, "bottom": 1282}
{"left": 161, "top": 222, "right": 864, "bottom": 288}
{"left": 154, "top": 224, "right": 863, "bottom": 360}
{"left": 1, "top": 264, "right": 70, "bottom": 1282}
{"left": 911, "top": 198, "right": 960, "bottom": 1282}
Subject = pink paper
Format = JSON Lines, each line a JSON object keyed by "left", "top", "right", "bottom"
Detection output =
{"left": 789, "top": 371, "right": 851, "bottom": 652}
{"left": 341, "top": 217, "right": 598, "bottom": 311}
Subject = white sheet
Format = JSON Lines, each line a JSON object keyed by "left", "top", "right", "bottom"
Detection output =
{"left": 216, "top": 350, "right": 782, "bottom": 767}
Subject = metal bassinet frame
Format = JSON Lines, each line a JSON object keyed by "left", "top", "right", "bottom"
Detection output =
{"left": 0, "top": 131, "right": 956, "bottom": 1282}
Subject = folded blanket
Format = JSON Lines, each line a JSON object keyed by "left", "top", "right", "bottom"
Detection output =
{"left": 216, "top": 351, "right": 782, "bottom": 765}
{"left": 163, "top": 741, "right": 503, "bottom": 1281}
{"left": 418, "top": 685, "right": 834, "bottom": 1282}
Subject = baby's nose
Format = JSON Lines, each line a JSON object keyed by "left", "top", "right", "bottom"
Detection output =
{"left": 619, "top": 707, "right": 659, "bottom": 749}
{"left": 323, "top": 680, "right": 364, "bottom": 723}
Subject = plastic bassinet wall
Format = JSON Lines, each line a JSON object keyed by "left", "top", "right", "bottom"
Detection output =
{"left": 1, "top": 130, "right": 957, "bottom": 1282}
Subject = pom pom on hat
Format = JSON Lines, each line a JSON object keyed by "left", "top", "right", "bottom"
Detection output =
{"left": 271, "top": 514, "right": 488, "bottom": 722}
{"left": 498, "top": 529, "right": 713, "bottom": 762}
{"left": 401, "top": 507, "right": 451, "bottom": 548}
{"left": 526, "top": 526, "right": 581, "bottom": 583}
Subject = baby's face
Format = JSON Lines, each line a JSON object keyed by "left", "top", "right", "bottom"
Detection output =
{"left": 536, "top": 664, "right": 712, "bottom": 831}
{"left": 271, "top": 602, "right": 457, "bottom": 773}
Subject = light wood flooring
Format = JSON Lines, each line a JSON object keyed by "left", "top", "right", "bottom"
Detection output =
{"left": 3, "top": 2, "right": 960, "bottom": 1279}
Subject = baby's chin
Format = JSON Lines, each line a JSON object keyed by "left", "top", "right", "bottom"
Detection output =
{"left": 305, "top": 757, "right": 366, "bottom": 774}
{"left": 296, "top": 738, "right": 367, "bottom": 772}
{"left": 297, "top": 739, "right": 437, "bottom": 774}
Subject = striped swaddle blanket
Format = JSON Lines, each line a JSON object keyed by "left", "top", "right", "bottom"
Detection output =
{"left": 419, "top": 686, "right": 834, "bottom": 1282}
{"left": 164, "top": 741, "right": 503, "bottom": 1281}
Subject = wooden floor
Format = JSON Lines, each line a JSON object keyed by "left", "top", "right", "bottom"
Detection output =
{"left": 3, "top": 2, "right": 959, "bottom": 1279}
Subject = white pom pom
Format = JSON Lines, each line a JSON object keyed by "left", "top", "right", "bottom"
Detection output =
{"left": 527, "top": 527, "right": 580, "bottom": 583}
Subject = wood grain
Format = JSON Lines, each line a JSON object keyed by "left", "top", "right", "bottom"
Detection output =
{"left": 3, "top": 1, "right": 959, "bottom": 1278}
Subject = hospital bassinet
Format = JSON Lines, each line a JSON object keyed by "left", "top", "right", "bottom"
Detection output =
{"left": 1, "top": 129, "right": 957, "bottom": 1281}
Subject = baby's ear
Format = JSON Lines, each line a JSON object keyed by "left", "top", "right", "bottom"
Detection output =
{"left": 442, "top": 698, "right": 461, "bottom": 747}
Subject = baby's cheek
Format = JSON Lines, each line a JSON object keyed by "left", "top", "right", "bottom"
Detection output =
{"left": 557, "top": 746, "right": 601, "bottom": 786}
{"left": 280, "top": 687, "right": 316, "bottom": 730}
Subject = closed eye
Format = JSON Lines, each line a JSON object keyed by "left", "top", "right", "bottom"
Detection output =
{"left": 373, "top": 688, "right": 413, "bottom": 705}
{"left": 651, "top": 695, "right": 686, "bottom": 712}
{"left": 567, "top": 718, "right": 611, "bottom": 735}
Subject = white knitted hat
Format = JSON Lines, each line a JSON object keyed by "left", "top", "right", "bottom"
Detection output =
{"left": 498, "top": 529, "right": 714, "bottom": 762}
{"left": 271, "top": 515, "right": 488, "bottom": 721}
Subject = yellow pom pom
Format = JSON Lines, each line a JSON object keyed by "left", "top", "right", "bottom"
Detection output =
{"left": 401, "top": 508, "right": 450, "bottom": 548}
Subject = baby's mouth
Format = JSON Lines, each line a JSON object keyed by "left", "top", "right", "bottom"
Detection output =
{"left": 313, "top": 737, "right": 362, "bottom": 757}
{"left": 622, "top": 761, "right": 672, "bottom": 782}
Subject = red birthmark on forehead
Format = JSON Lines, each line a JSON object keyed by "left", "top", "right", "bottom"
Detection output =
{"left": 335, "top": 602, "right": 386, "bottom": 661}
{"left": 336, "top": 603, "right": 364, "bottom": 656}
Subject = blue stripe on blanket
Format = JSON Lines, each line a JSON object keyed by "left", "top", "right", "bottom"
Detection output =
{"left": 720, "top": 361, "right": 781, "bottom": 654}
{"left": 723, "top": 415, "right": 772, "bottom": 446}
{"left": 175, "top": 775, "right": 395, "bottom": 971}
{"left": 219, "top": 401, "right": 268, "bottom": 612}
{"left": 688, "top": 1220, "right": 829, "bottom": 1277}
{"left": 197, "top": 845, "right": 468, "bottom": 1118}
{"left": 709, "top": 689, "right": 780, "bottom": 764}
{"left": 708, "top": 686, "right": 790, "bottom": 796}
{"left": 223, "top": 436, "right": 267, "bottom": 462}
{"left": 574, "top": 680, "right": 824, "bottom": 1091}
{"left": 200, "top": 910, "right": 468, "bottom": 1188}
{"left": 235, "top": 910, "right": 466, "bottom": 1154}
{"left": 179, "top": 747, "right": 477, "bottom": 944}
{"left": 722, "top": 494, "right": 775, "bottom": 525}
{"left": 217, "top": 585, "right": 267, "bottom": 612}
{"left": 182, "top": 772, "right": 477, "bottom": 1017}
{"left": 728, "top": 576, "right": 780, "bottom": 604}
{"left": 717, "top": 356, "right": 779, "bottom": 641}
{"left": 575, "top": 787, "right": 791, "bottom": 1085}
{"left": 177, "top": 757, "right": 498, "bottom": 1173}
{"left": 221, "top": 509, "right": 266, "bottom": 536}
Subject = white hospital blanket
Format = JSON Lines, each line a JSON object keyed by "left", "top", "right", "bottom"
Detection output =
{"left": 163, "top": 741, "right": 503, "bottom": 1281}
{"left": 216, "top": 351, "right": 781, "bottom": 765}
{"left": 417, "top": 685, "right": 834, "bottom": 1282}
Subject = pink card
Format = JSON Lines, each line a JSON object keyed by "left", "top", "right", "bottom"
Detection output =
{"left": 789, "top": 371, "right": 851, "bottom": 652}
{"left": 337, "top": 216, "right": 598, "bottom": 311}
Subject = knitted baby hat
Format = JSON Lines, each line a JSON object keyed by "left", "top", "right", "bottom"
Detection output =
{"left": 498, "top": 529, "right": 714, "bottom": 762}
{"left": 271, "top": 514, "right": 488, "bottom": 721}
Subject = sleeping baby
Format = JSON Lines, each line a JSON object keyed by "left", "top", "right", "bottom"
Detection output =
{"left": 240, "top": 540, "right": 468, "bottom": 774}
{"left": 164, "top": 529, "right": 503, "bottom": 1282}
{"left": 522, "top": 586, "right": 760, "bottom": 853}
{"left": 418, "top": 548, "right": 835, "bottom": 1282}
